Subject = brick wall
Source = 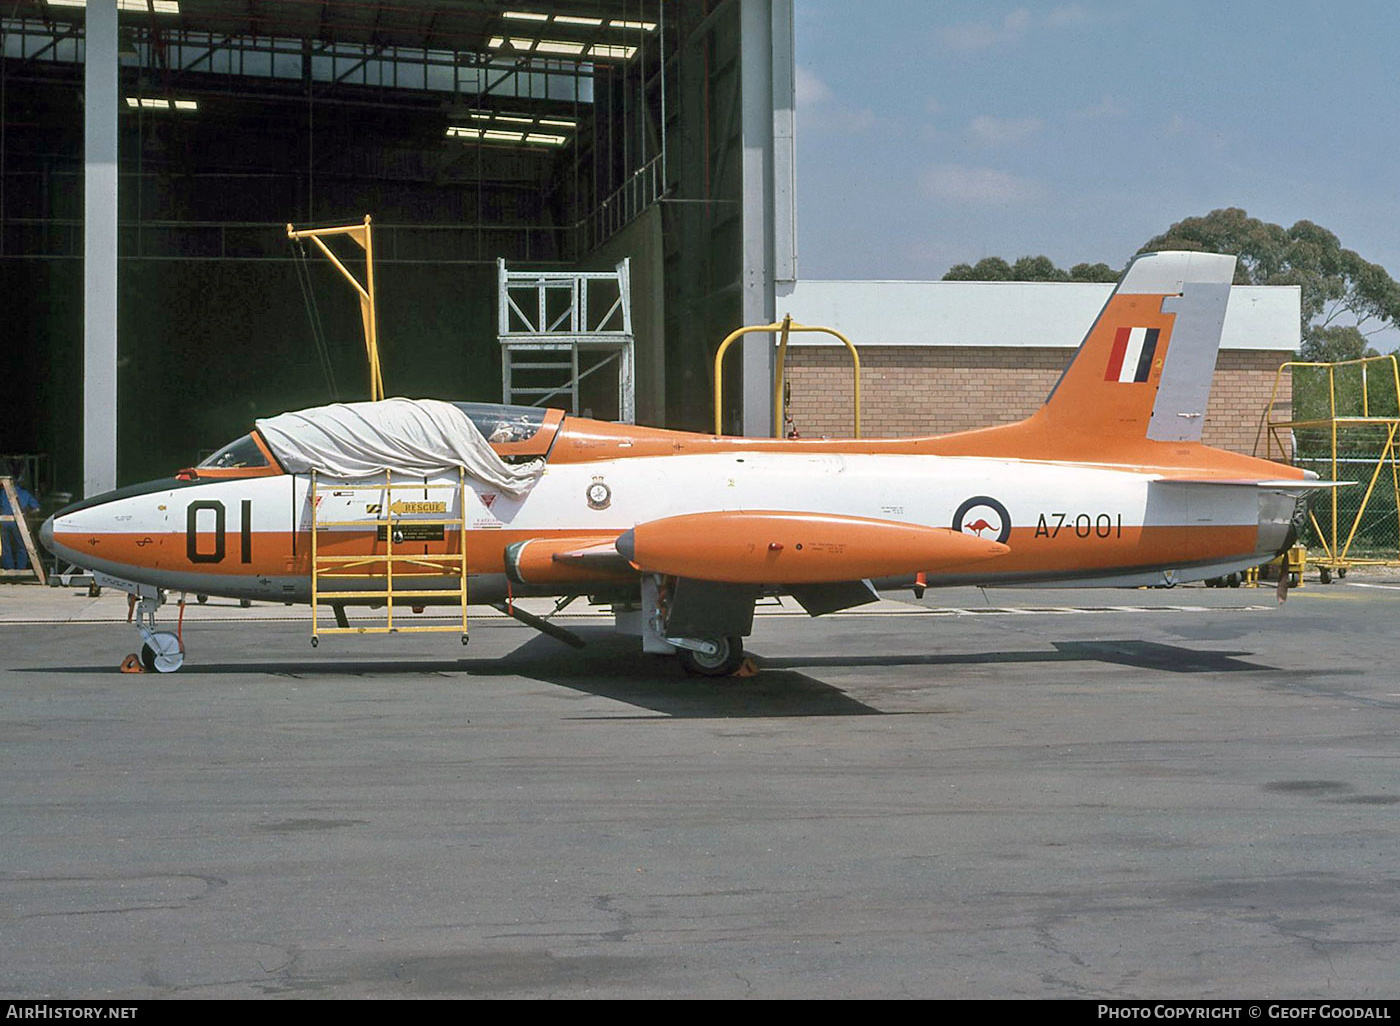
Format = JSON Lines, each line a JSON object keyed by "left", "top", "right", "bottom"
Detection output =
{"left": 783, "top": 346, "right": 1292, "bottom": 456}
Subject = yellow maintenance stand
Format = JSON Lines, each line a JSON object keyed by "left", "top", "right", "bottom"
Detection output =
{"left": 1255, "top": 354, "right": 1400, "bottom": 581}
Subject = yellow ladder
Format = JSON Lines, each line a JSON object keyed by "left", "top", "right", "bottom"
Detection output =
{"left": 309, "top": 467, "right": 469, "bottom": 646}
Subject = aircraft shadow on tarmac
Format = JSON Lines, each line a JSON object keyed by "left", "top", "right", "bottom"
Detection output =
{"left": 21, "top": 636, "right": 1276, "bottom": 718}
{"left": 486, "top": 634, "right": 887, "bottom": 717}
{"left": 759, "top": 639, "right": 1275, "bottom": 674}
{"left": 21, "top": 631, "right": 881, "bottom": 718}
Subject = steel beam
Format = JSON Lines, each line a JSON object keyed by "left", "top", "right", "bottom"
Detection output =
{"left": 738, "top": 0, "right": 795, "bottom": 437}
{"left": 84, "top": 0, "right": 118, "bottom": 497}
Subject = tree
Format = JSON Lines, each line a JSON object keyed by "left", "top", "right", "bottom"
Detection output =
{"left": 1068, "top": 262, "right": 1119, "bottom": 282}
{"left": 942, "top": 255, "right": 1118, "bottom": 283}
{"left": 943, "top": 257, "right": 1013, "bottom": 281}
{"left": 1139, "top": 208, "right": 1400, "bottom": 362}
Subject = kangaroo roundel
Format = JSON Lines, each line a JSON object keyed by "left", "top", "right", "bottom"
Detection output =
{"left": 953, "top": 496, "right": 1011, "bottom": 545}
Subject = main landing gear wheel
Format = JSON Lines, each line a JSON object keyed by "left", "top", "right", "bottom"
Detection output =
{"left": 140, "top": 631, "right": 185, "bottom": 673}
{"left": 678, "top": 635, "right": 745, "bottom": 677}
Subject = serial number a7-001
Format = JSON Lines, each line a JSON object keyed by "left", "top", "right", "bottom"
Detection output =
{"left": 1034, "top": 512, "right": 1123, "bottom": 540}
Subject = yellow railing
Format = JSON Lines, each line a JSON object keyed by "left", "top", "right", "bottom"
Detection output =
{"left": 712, "top": 315, "right": 861, "bottom": 437}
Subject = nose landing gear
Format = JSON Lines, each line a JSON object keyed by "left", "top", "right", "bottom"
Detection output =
{"left": 103, "top": 572, "right": 186, "bottom": 674}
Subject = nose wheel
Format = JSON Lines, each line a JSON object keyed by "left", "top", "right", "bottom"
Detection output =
{"left": 139, "top": 630, "right": 185, "bottom": 673}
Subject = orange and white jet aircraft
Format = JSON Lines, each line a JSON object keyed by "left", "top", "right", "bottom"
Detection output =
{"left": 43, "top": 251, "right": 1327, "bottom": 674}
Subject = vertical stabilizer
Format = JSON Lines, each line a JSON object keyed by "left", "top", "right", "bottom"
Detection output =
{"left": 1041, "top": 251, "right": 1236, "bottom": 443}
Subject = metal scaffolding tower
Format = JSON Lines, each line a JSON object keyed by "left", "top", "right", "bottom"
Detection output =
{"left": 497, "top": 257, "right": 635, "bottom": 423}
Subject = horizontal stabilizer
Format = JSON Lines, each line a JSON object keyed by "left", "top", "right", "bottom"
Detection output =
{"left": 616, "top": 510, "right": 1009, "bottom": 584}
{"left": 1152, "top": 477, "right": 1351, "bottom": 489}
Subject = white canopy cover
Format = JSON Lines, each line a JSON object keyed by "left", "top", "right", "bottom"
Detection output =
{"left": 256, "top": 398, "right": 545, "bottom": 497}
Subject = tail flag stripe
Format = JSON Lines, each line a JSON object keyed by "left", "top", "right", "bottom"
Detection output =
{"left": 1105, "top": 327, "right": 1131, "bottom": 381}
{"left": 1131, "top": 328, "right": 1160, "bottom": 383}
{"left": 1105, "top": 327, "right": 1162, "bottom": 384}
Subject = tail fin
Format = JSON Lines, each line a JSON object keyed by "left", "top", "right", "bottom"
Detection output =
{"left": 1040, "top": 251, "right": 1235, "bottom": 442}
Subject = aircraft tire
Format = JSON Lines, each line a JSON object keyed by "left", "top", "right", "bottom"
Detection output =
{"left": 140, "top": 632, "right": 185, "bottom": 673}
{"left": 678, "top": 635, "right": 745, "bottom": 677}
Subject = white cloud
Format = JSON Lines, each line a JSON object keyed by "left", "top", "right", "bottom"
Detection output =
{"left": 923, "top": 163, "right": 1043, "bottom": 204}
{"left": 1073, "top": 95, "right": 1125, "bottom": 120}
{"left": 939, "top": 4, "right": 1100, "bottom": 51}
{"left": 793, "top": 66, "right": 886, "bottom": 135}
{"left": 794, "top": 66, "right": 831, "bottom": 107}
{"left": 1044, "top": 5, "right": 1090, "bottom": 28}
{"left": 940, "top": 8, "right": 1032, "bottom": 51}
{"left": 906, "top": 238, "right": 980, "bottom": 274}
{"left": 1003, "top": 8, "right": 1034, "bottom": 34}
{"left": 969, "top": 115, "right": 1044, "bottom": 145}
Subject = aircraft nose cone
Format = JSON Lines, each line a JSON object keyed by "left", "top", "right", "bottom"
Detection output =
{"left": 39, "top": 515, "right": 54, "bottom": 552}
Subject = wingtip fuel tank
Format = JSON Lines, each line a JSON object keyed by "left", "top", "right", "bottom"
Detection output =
{"left": 616, "top": 510, "right": 1010, "bottom": 584}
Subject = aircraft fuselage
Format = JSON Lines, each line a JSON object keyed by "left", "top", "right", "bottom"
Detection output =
{"left": 45, "top": 448, "right": 1302, "bottom": 604}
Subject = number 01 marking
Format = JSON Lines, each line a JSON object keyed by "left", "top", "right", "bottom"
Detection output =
{"left": 186, "top": 499, "right": 252, "bottom": 564}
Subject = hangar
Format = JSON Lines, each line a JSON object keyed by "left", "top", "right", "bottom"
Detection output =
{"left": 1, "top": 0, "right": 1296, "bottom": 507}
{"left": 2, "top": 0, "right": 797, "bottom": 499}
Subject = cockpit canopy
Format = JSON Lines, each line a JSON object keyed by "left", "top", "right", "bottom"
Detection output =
{"left": 450, "top": 403, "right": 561, "bottom": 460}
{"left": 198, "top": 434, "right": 270, "bottom": 470}
{"left": 452, "top": 403, "right": 548, "bottom": 446}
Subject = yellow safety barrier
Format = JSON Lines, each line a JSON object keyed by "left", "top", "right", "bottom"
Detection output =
{"left": 712, "top": 315, "right": 861, "bottom": 437}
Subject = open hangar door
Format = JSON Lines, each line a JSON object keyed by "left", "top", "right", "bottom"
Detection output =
{"left": 0, "top": 0, "right": 785, "bottom": 499}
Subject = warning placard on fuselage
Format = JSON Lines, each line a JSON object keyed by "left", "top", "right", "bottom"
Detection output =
{"left": 390, "top": 500, "right": 447, "bottom": 515}
{"left": 377, "top": 524, "right": 446, "bottom": 542}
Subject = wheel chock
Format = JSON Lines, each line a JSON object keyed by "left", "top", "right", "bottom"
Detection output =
{"left": 119, "top": 653, "right": 145, "bottom": 674}
{"left": 731, "top": 656, "right": 761, "bottom": 678}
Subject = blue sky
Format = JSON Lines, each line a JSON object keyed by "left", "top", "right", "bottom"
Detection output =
{"left": 794, "top": 1, "right": 1400, "bottom": 292}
